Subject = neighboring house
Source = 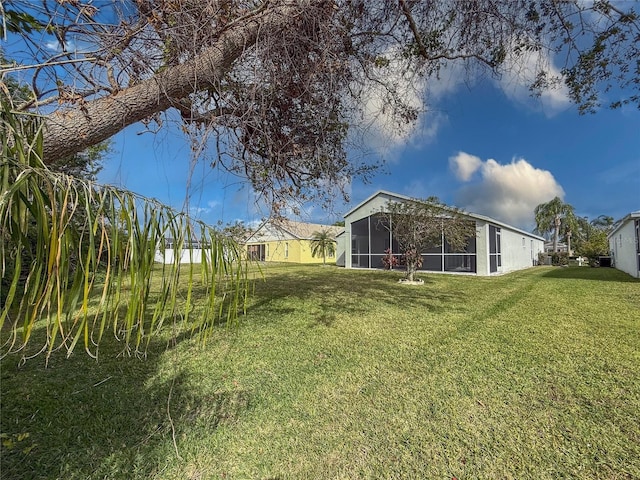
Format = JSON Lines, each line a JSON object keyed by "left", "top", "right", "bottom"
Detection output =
{"left": 544, "top": 241, "right": 569, "bottom": 254}
{"left": 245, "top": 219, "right": 342, "bottom": 264}
{"left": 338, "top": 190, "right": 545, "bottom": 276}
{"left": 608, "top": 211, "right": 640, "bottom": 279}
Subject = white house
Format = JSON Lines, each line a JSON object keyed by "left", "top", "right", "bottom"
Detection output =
{"left": 544, "top": 241, "right": 569, "bottom": 254}
{"left": 339, "top": 190, "right": 545, "bottom": 276}
{"left": 608, "top": 211, "right": 640, "bottom": 279}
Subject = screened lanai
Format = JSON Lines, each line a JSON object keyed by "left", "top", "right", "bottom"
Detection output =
{"left": 350, "top": 213, "right": 478, "bottom": 273}
{"left": 342, "top": 190, "right": 544, "bottom": 276}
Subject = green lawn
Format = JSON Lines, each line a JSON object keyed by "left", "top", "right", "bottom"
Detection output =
{"left": 1, "top": 265, "right": 639, "bottom": 479}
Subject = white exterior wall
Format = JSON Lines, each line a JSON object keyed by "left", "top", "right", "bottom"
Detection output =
{"left": 500, "top": 228, "right": 543, "bottom": 274}
{"left": 247, "top": 223, "right": 288, "bottom": 242}
{"left": 469, "top": 220, "right": 543, "bottom": 276}
{"left": 476, "top": 221, "right": 490, "bottom": 276}
{"left": 609, "top": 216, "right": 640, "bottom": 278}
{"left": 335, "top": 233, "right": 346, "bottom": 267}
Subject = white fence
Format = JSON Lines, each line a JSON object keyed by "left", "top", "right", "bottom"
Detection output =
{"left": 154, "top": 248, "right": 208, "bottom": 264}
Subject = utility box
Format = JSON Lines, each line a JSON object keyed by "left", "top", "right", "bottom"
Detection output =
{"left": 599, "top": 256, "right": 612, "bottom": 267}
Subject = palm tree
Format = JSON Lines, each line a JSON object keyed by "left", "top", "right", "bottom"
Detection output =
{"left": 591, "top": 215, "right": 615, "bottom": 231}
{"left": 310, "top": 230, "right": 336, "bottom": 265}
{"left": 534, "top": 197, "right": 576, "bottom": 254}
{"left": 1, "top": 106, "right": 249, "bottom": 361}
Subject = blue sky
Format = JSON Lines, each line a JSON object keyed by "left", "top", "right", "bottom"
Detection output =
{"left": 2, "top": 2, "right": 638, "bottom": 233}
{"left": 99, "top": 73, "right": 639, "bottom": 232}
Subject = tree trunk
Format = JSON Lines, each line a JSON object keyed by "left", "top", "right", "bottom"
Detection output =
{"left": 40, "top": 4, "right": 296, "bottom": 163}
{"left": 406, "top": 263, "right": 416, "bottom": 282}
{"left": 553, "top": 214, "right": 561, "bottom": 253}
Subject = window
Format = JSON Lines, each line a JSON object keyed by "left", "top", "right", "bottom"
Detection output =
{"left": 351, "top": 217, "right": 370, "bottom": 267}
{"left": 349, "top": 213, "right": 477, "bottom": 273}
{"left": 370, "top": 214, "right": 390, "bottom": 253}
{"left": 489, "top": 225, "right": 501, "bottom": 273}
{"left": 285, "top": 242, "right": 289, "bottom": 259}
{"left": 442, "top": 225, "right": 476, "bottom": 273}
{"left": 248, "top": 244, "right": 265, "bottom": 261}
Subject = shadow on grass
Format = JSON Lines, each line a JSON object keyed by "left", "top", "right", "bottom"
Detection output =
{"left": 245, "top": 265, "right": 463, "bottom": 326}
{"left": 0, "top": 326, "right": 250, "bottom": 480}
{"left": 542, "top": 266, "right": 640, "bottom": 283}
{"left": 0, "top": 264, "right": 460, "bottom": 479}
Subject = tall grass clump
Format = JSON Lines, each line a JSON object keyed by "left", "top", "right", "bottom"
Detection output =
{"left": 0, "top": 104, "right": 250, "bottom": 361}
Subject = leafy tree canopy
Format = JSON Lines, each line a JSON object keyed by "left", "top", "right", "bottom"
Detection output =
{"left": 218, "top": 220, "right": 255, "bottom": 244}
{"left": 2, "top": 0, "right": 639, "bottom": 211}
{"left": 591, "top": 215, "right": 616, "bottom": 231}
{"left": 580, "top": 229, "right": 610, "bottom": 261}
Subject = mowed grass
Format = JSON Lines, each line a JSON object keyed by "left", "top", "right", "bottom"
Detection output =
{"left": 1, "top": 264, "right": 639, "bottom": 479}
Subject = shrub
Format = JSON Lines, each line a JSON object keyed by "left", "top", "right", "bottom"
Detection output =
{"left": 381, "top": 248, "right": 399, "bottom": 269}
{"left": 537, "top": 252, "right": 548, "bottom": 266}
{"left": 551, "top": 252, "right": 569, "bottom": 266}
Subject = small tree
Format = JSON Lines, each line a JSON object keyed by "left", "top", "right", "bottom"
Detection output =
{"left": 382, "top": 198, "right": 476, "bottom": 282}
{"left": 310, "top": 230, "right": 336, "bottom": 265}
{"left": 219, "top": 220, "right": 254, "bottom": 244}
{"left": 579, "top": 229, "right": 610, "bottom": 266}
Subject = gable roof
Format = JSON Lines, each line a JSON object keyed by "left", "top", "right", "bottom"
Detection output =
{"left": 344, "top": 190, "right": 545, "bottom": 241}
{"left": 608, "top": 211, "right": 640, "bottom": 238}
{"left": 246, "top": 219, "right": 342, "bottom": 243}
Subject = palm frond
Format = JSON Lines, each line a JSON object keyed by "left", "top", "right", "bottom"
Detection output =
{"left": 1, "top": 106, "right": 250, "bottom": 361}
{"left": 310, "top": 230, "right": 336, "bottom": 264}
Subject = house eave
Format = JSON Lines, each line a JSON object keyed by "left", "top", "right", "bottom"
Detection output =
{"left": 607, "top": 211, "right": 640, "bottom": 239}
{"left": 344, "top": 190, "right": 544, "bottom": 241}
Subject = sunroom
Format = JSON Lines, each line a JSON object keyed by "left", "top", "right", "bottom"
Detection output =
{"left": 342, "top": 190, "right": 544, "bottom": 276}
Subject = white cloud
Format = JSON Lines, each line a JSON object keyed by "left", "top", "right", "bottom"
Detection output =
{"left": 449, "top": 152, "right": 483, "bottom": 181}
{"left": 353, "top": 40, "right": 572, "bottom": 162}
{"left": 188, "top": 205, "right": 211, "bottom": 216}
{"left": 424, "top": 40, "right": 571, "bottom": 117}
{"left": 44, "top": 41, "right": 60, "bottom": 51}
{"left": 496, "top": 46, "right": 571, "bottom": 116}
{"left": 44, "top": 40, "right": 77, "bottom": 53}
{"left": 452, "top": 153, "right": 564, "bottom": 229}
{"left": 185, "top": 199, "right": 221, "bottom": 218}
{"left": 425, "top": 60, "right": 469, "bottom": 100}
{"left": 354, "top": 49, "right": 444, "bottom": 162}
